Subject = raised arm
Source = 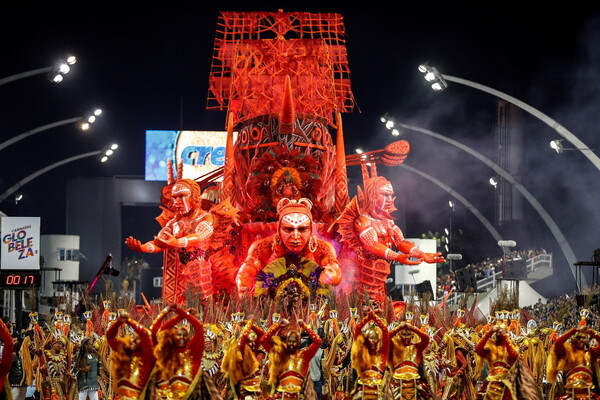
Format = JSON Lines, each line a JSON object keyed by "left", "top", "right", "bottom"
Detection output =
{"left": 498, "top": 332, "right": 519, "bottom": 365}
{"left": 355, "top": 311, "right": 389, "bottom": 367}
{"left": 239, "top": 320, "right": 265, "bottom": 349}
{"left": 178, "top": 308, "right": 204, "bottom": 357}
{"left": 411, "top": 324, "right": 430, "bottom": 352}
{"left": 474, "top": 328, "right": 494, "bottom": 358}
{"left": 260, "top": 321, "right": 282, "bottom": 352}
{"left": 126, "top": 317, "right": 153, "bottom": 351}
{"left": 150, "top": 306, "right": 175, "bottom": 344}
{"left": 300, "top": 320, "right": 322, "bottom": 362}
{"left": 552, "top": 327, "right": 576, "bottom": 357}
{"left": 105, "top": 319, "right": 125, "bottom": 350}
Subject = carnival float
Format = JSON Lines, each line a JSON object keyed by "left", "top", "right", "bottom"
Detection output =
{"left": 125, "top": 9, "right": 444, "bottom": 313}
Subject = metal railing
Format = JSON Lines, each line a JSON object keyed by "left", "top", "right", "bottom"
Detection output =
{"left": 442, "top": 253, "right": 553, "bottom": 304}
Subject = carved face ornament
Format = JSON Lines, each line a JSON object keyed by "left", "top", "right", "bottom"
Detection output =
{"left": 172, "top": 183, "right": 193, "bottom": 215}
{"left": 279, "top": 213, "right": 312, "bottom": 252}
{"left": 375, "top": 184, "right": 395, "bottom": 214}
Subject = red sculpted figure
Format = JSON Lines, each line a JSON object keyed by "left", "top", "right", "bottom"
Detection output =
{"left": 125, "top": 178, "right": 218, "bottom": 298}
{"left": 236, "top": 198, "right": 342, "bottom": 298}
{"left": 334, "top": 176, "right": 445, "bottom": 305}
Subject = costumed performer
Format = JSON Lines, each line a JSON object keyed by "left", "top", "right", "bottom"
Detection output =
{"left": 350, "top": 310, "right": 392, "bottom": 399}
{"left": 260, "top": 317, "right": 322, "bottom": 399}
{"left": 153, "top": 304, "right": 222, "bottom": 400}
{"left": 388, "top": 321, "right": 432, "bottom": 400}
{"left": 221, "top": 318, "right": 266, "bottom": 399}
{"left": 474, "top": 325, "right": 539, "bottom": 400}
{"left": 546, "top": 323, "right": 600, "bottom": 400}
{"left": 106, "top": 311, "right": 156, "bottom": 400}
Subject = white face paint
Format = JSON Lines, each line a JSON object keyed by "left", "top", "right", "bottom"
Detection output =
{"left": 279, "top": 213, "right": 312, "bottom": 252}
{"left": 172, "top": 183, "right": 193, "bottom": 215}
{"left": 374, "top": 184, "right": 395, "bottom": 214}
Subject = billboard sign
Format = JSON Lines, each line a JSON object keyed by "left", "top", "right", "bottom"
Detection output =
{"left": 145, "top": 130, "right": 236, "bottom": 181}
{"left": 1, "top": 217, "right": 40, "bottom": 270}
{"left": 394, "top": 238, "right": 438, "bottom": 299}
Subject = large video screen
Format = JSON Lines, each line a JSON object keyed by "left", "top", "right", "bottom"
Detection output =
{"left": 145, "top": 130, "right": 235, "bottom": 181}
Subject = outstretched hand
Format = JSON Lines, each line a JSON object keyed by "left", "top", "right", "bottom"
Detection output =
{"left": 319, "top": 264, "right": 342, "bottom": 286}
{"left": 396, "top": 254, "right": 422, "bottom": 265}
{"left": 125, "top": 236, "right": 144, "bottom": 252}
{"left": 153, "top": 232, "right": 179, "bottom": 249}
{"left": 422, "top": 252, "right": 445, "bottom": 264}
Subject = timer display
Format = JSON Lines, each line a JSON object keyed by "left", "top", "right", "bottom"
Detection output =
{"left": 0, "top": 270, "right": 41, "bottom": 288}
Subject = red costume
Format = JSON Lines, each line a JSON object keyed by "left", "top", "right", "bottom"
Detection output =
{"left": 261, "top": 319, "right": 322, "bottom": 399}
{"left": 106, "top": 314, "right": 155, "bottom": 400}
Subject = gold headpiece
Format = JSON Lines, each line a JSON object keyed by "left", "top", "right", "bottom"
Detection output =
{"left": 231, "top": 312, "right": 244, "bottom": 322}
{"left": 362, "top": 321, "right": 382, "bottom": 339}
{"left": 29, "top": 312, "right": 38, "bottom": 323}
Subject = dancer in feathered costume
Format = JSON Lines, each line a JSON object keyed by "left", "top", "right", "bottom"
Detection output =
{"left": 350, "top": 310, "right": 392, "bottom": 399}
{"left": 260, "top": 317, "right": 321, "bottom": 399}
{"left": 546, "top": 312, "right": 600, "bottom": 400}
{"left": 474, "top": 324, "right": 541, "bottom": 400}
{"left": 153, "top": 304, "right": 222, "bottom": 400}
{"left": 221, "top": 319, "right": 266, "bottom": 399}
{"left": 106, "top": 311, "right": 156, "bottom": 400}
{"left": 441, "top": 322, "right": 476, "bottom": 400}
{"left": 388, "top": 320, "right": 432, "bottom": 400}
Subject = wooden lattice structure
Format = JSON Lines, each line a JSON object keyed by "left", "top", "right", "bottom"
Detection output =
{"left": 207, "top": 10, "right": 356, "bottom": 128}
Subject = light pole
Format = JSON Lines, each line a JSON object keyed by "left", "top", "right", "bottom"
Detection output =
{"left": 0, "top": 144, "right": 118, "bottom": 204}
{"left": 380, "top": 116, "right": 582, "bottom": 289}
{"left": 0, "top": 55, "right": 77, "bottom": 87}
{"left": 398, "top": 163, "right": 503, "bottom": 245}
{"left": 418, "top": 63, "right": 600, "bottom": 172}
{"left": 497, "top": 239, "right": 519, "bottom": 300}
{"left": 0, "top": 109, "right": 103, "bottom": 152}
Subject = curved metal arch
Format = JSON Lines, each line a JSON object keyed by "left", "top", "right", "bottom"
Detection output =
{"left": 395, "top": 122, "right": 579, "bottom": 287}
{"left": 397, "top": 163, "right": 503, "bottom": 245}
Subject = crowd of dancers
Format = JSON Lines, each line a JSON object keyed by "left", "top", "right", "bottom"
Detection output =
{"left": 2, "top": 290, "right": 600, "bottom": 400}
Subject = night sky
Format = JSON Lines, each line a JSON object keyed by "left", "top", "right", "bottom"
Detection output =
{"left": 1, "top": 2, "right": 600, "bottom": 296}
